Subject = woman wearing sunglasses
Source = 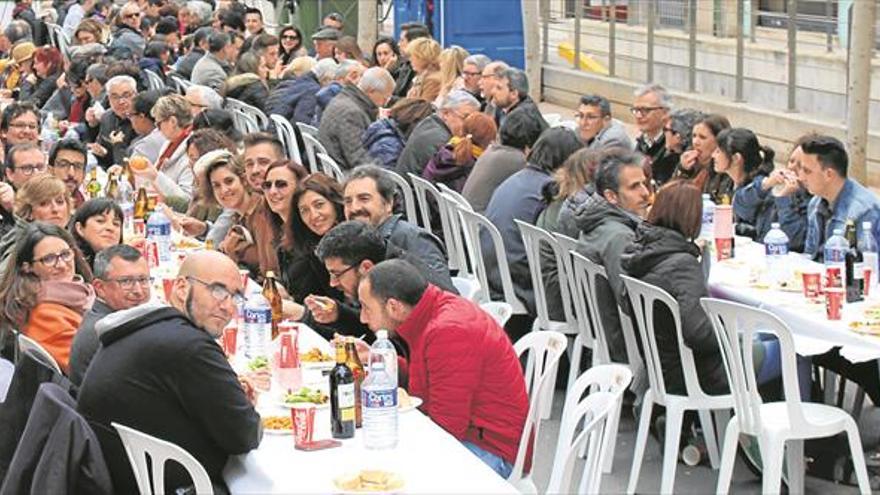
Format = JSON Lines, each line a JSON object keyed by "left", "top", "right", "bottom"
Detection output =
{"left": 278, "top": 26, "right": 307, "bottom": 66}
{"left": 0, "top": 222, "right": 94, "bottom": 373}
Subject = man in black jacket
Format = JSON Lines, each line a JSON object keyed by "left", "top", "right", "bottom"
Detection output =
{"left": 77, "top": 251, "right": 261, "bottom": 494}
{"left": 492, "top": 68, "right": 548, "bottom": 133}
{"left": 173, "top": 26, "right": 211, "bottom": 80}
{"left": 632, "top": 83, "right": 678, "bottom": 186}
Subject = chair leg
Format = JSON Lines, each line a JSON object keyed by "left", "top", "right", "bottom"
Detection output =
{"left": 698, "top": 408, "right": 721, "bottom": 469}
{"left": 566, "top": 335, "right": 583, "bottom": 394}
{"left": 601, "top": 397, "right": 622, "bottom": 473}
{"left": 760, "top": 435, "right": 785, "bottom": 495}
{"left": 852, "top": 389, "right": 867, "bottom": 423}
{"left": 715, "top": 418, "right": 739, "bottom": 495}
{"left": 784, "top": 439, "right": 804, "bottom": 495}
{"left": 626, "top": 390, "right": 653, "bottom": 495}
{"left": 541, "top": 365, "right": 559, "bottom": 420}
{"left": 843, "top": 420, "right": 873, "bottom": 495}
{"left": 659, "top": 405, "right": 684, "bottom": 495}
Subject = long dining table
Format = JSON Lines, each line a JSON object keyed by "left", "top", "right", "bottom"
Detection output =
{"left": 221, "top": 323, "right": 519, "bottom": 494}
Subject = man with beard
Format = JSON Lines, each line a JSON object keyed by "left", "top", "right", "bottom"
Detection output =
{"left": 242, "top": 133, "right": 284, "bottom": 192}
{"left": 48, "top": 138, "right": 88, "bottom": 208}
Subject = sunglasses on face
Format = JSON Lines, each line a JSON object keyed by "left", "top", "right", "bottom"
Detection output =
{"left": 261, "top": 179, "right": 290, "bottom": 192}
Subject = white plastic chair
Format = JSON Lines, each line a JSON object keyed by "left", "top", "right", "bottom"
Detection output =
{"left": 548, "top": 364, "right": 633, "bottom": 494}
{"left": 17, "top": 333, "right": 62, "bottom": 375}
{"left": 112, "top": 422, "right": 214, "bottom": 495}
{"left": 480, "top": 301, "right": 513, "bottom": 326}
{"left": 230, "top": 109, "right": 260, "bottom": 134}
{"left": 621, "top": 275, "right": 734, "bottom": 495}
{"left": 555, "top": 235, "right": 600, "bottom": 386}
{"left": 509, "top": 331, "right": 568, "bottom": 493}
{"left": 46, "top": 23, "right": 71, "bottom": 59}
{"left": 269, "top": 114, "right": 304, "bottom": 165}
{"left": 451, "top": 276, "right": 481, "bottom": 302}
{"left": 225, "top": 98, "right": 268, "bottom": 130}
{"left": 144, "top": 70, "right": 165, "bottom": 92}
{"left": 169, "top": 75, "right": 192, "bottom": 94}
{"left": 315, "top": 153, "right": 345, "bottom": 182}
{"left": 439, "top": 188, "right": 475, "bottom": 281}
{"left": 301, "top": 133, "right": 328, "bottom": 175}
{"left": 457, "top": 208, "right": 528, "bottom": 315}
{"left": 407, "top": 174, "right": 460, "bottom": 273}
{"left": 384, "top": 169, "right": 418, "bottom": 225}
{"left": 296, "top": 122, "right": 318, "bottom": 137}
{"left": 700, "top": 298, "right": 872, "bottom": 495}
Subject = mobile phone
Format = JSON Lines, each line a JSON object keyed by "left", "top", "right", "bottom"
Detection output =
{"left": 295, "top": 439, "right": 342, "bottom": 451}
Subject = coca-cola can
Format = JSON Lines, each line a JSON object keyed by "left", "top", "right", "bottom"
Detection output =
{"left": 825, "top": 266, "right": 843, "bottom": 289}
{"left": 133, "top": 218, "right": 145, "bottom": 236}
{"left": 825, "top": 287, "right": 844, "bottom": 320}
{"left": 222, "top": 325, "right": 237, "bottom": 356}
{"left": 144, "top": 239, "right": 159, "bottom": 269}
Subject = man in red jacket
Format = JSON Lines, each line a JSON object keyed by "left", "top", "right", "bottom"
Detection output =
{"left": 358, "top": 259, "right": 528, "bottom": 478}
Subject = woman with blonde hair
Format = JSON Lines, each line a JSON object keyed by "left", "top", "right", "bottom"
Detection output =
{"left": 422, "top": 112, "right": 496, "bottom": 191}
{"left": 435, "top": 45, "right": 469, "bottom": 106}
{"left": 405, "top": 37, "right": 442, "bottom": 102}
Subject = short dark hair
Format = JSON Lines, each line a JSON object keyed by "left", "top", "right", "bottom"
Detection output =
{"left": 221, "top": 11, "right": 245, "bottom": 32}
{"left": 208, "top": 32, "right": 230, "bottom": 53}
{"left": 155, "top": 16, "right": 178, "bottom": 35}
{"left": 243, "top": 132, "right": 285, "bottom": 158}
{"left": 245, "top": 7, "right": 262, "bottom": 19}
{"left": 579, "top": 94, "right": 611, "bottom": 117}
{"left": 6, "top": 142, "right": 41, "bottom": 172}
{"left": 93, "top": 244, "right": 143, "bottom": 279}
{"left": 250, "top": 33, "right": 278, "bottom": 54}
{"left": 365, "top": 259, "right": 428, "bottom": 307}
{"left": 499, "top": 68, "right": 528, "bottom": 99}
{"left": 527, "top": 127, "right": 583, "bottom": 173}
{"left": 189, "top": 128, "right": 236, "bottom": 155}
{"left": 4, "top": 20, "right": 31, "bottom": 45}
{"left": 801, "top": 134, "right": 848, "bottom": 177}
{"left": 594, "top": 148, "right": 644, "bottom": 195}
{"left": 49, "top": 138, "right": 87, "bottom": 166}
{"left": 144, "top": 41, "right": 170, "bottom": 59}
{"left": 1, "top": 102, "right": 39, "bottom": 132}
{"left": 499, "top": 108, "right": 545, "bottom": 151}
{"left": 133, "top": 89, "right": 168, "bottom": 121}
{"left": 193, "top": 26, "right": 213, "bottom": 46}
{"left": 345, "top": 164, "right": 397, "bottom": 204}
{"left": 193, "top": 109, "right": 241, "bottom": 143}
{"left": 72, "top": 198, "right": 124, "bottom": 266}
{"left": 403, "top": 26, "right": 431, "bottom": 42}
{"left": 315, "top": 220, "right": 387, "bottom": 266}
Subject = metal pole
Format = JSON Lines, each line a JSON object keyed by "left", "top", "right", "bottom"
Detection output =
{"left": 846, "top": 0, "right": 876, "bottom": 184}
{"left": 523, "top": 0, "right": 542, "bottom": 100}
{"left": 541, "top": 0, "right": 549, "bottom": 64}
{"left": 688, "top": 0, "right": 697, "bottom": 91}
{"left": 609, "top": 0, "right": 617, "bottom": 76}
{"left": 735, "top": 0, "right": 744, "bottom": 101}
{"left": 647, "top": 0, "right": 655, "bottom": 82}
{"left": 573, "top": 0, "right": 583, "bottom": 70}
{"left": 750, "top": 0, "right": 757, "bottom": 43}
{"left": 826, "top": 0, "right": 834, "bottom": 52}
{"left": 787, "top": 0, "right": 797, "bottom": 112}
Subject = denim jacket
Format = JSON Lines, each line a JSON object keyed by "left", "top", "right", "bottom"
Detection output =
{"left": 805, "top": 178, "right": 880, "bottom": 259}
{"left": 733, "top": 174, "right": 809, "bottom": 252}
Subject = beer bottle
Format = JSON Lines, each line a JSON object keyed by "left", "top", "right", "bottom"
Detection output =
{"left": 345, "top": 337, "right": 365, "bottom": 428}
{"left": 105, "top": 171, "right": 119, "bottom": 199}
{"left": 86, "top": 168, "right": 101, "bottom": 199}
{"left": 844, "top": 219, "right": 864, "bottom": 302}
{"left": 134, "top": 187, "right": 149, "bottom": 220}
{"left": 205, "top": 239, "right": 215, "bottom": 251}
{"left": 330, "top": 341, "right": 355, "bottom": 439}
{"left": 262, "top": 271, "right": 283, "bottom": 340}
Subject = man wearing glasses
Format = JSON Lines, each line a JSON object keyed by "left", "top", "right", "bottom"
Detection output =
{"left": 631, "top": 84, "right": 678, "bottom": 186}
{"left": 88, "top": 75, "right": 137, "bottom": 169}
{"left": 78, "top": 250, "right": 261, "bottom": 494}
{"left": 69, "top": 245, "right": 151, "bottom": 386}
{"left": 48, "top": 138, "right": 88, "bottom": 208}
{"left": 109, "top": 2, "right": 146, "bottom": 58}
{"left": 4, "top": 142, "right": 45, "bottom": 190}
{"left": 461, "top": 54, "right": 490, "bottom": 108}
{"left": 576, "top": 93, "right": 633, "bottom": 151}
{"left": 1, "top": 102, "right": 40, "bottom": 159}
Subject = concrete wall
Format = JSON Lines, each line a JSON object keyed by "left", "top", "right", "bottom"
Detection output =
{"left": 543, "top": 65, "right": 880, "bottom": 187}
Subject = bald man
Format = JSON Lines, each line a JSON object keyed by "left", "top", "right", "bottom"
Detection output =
{"left": 77, "top": 251, "right": 261, "bottom": 494}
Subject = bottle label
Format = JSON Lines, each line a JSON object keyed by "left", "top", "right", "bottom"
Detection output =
{"left": 146, "top": 222, "right": 171, "bottom": 237}
{"left": 765, "top": 242, "right": 788, "bottom": 256}
{"left": 244, "top": 307, "right": 272, "bottom": 324}
{"left": 337, "top": 383, "right": 356, "bottom": 420}
{"left": 363, "top": 387, "right": 397, "bottom": 408}
{"left": 825, "top": 248, "right": 846, "bottom": 264}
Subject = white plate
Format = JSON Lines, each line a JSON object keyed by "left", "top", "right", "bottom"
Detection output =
{"left": 399, "top": 396, "right": 422, "bottom": 413}
{"left": 278, "top": 399, "right": 331, "bottom": 410}
{"left": 263, "top": 427, "right": 293, "bottom": 435}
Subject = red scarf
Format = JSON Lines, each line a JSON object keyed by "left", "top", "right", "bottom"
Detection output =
{"left": 156, "top": 125, "right": 192, "bottom": 172}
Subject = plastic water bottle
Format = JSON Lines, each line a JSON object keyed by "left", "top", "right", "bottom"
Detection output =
{"left": 243, "top": 292, "right": 272, "bottom": 360}
{"left": 700, "top": 194, "right": 715, "bottom": 240}
{"left": 763, "top": 223, "right": 790, "bottom": 285}
{"left": 145, "top": 204, "right": 172, "bottom": 265}
{"left": 117, "top": 174, "right": 134, "bottom": 235}
{"left": 859, "top": 221, "right": 879, "bottom": 290}
{"left": 362, "top": 330, "right": 398, "bottom": 449}
{"left": 40, "top": 114, "right": 59, "bottom": 156}
{"left": 824, "top": 228, "right": 849, "bottom": 287}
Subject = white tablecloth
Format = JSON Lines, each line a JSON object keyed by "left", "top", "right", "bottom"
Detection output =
{"left": 222, "top": 325, "right": 519, "bottom": 495}
{"left": 708, "top": 240, "right": 880, "bottom": 363}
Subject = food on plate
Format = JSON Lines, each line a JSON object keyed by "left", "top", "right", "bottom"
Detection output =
{"left": 174, "top": 237, "right": 203, "bottom": 250}
{"left": 283, "top": 387, "right": 329, "bottom": 405}
{"left": 334, "top": 470, "right": 404, "bottom": 492}
{"left": 864, "top": 305, "right": 880, "bottom": 319}
{"left": 247, "top": 356, "right": 269, "bottom": 371}
{"left": 849, "top": 321, "right": 880, "bottom": 335}
{"left": 397, "top": 387, "right": 412, "bottom": 409}
{"left": 300, "top": 347, "right": 333, "bottom": 363}
{"left": 261, "top": 415, "right": 292, "bottom": 431}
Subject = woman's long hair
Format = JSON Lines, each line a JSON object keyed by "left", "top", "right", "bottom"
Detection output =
{"left": 285, "top": 173, "right": 344, "bottom": 255}
{"left": 452, "top": 113, "right": 496, "bottom": 166}
{"left": 715, "top": 127, "right": 776, "bottom": 182}
{"left": 70, "top": 198, "right": 124, "bottom": 268}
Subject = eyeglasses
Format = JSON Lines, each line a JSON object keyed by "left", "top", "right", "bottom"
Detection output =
{"left": 463, "top": 71, "right": 482, "bottom": 78}
{"left": 328, "top": 263, "right": 359, "bottom": 281}
{"left": 575, "top": 112, "right": 604, "bottom": 122}
{"left": 663, "top": 126, "right": 679, "bottom": 135}
{"left": 14, "top": 163, "right": 47, "bottom": 175}
{"left": 109, "top": 91, "right": 135, "bottom": 101}
{"left": 33, "top": 248, "right": 74, "bottom": 267}
{"left": 630, "top": 106, "right": 666, "bottom": 117}
{"left": 187, "top": 276, "right": 245, "bottom": 306}
{"left": 52, "top": 159, "right": 86, "bottom": 171}
{"left": 261, "top": 179, "right": 290, "bottom": 192}
{"left": 105, "top": 275, "right": 153, "bottom": 290}
{"left": 9, "top": 122, "right": 38, "bottom": 131}
{"left": 123, "top": 12, "right": 141, "bottom": 19}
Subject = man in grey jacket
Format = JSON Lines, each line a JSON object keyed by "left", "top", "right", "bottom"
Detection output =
{"left": 191, "top": 32, "right": 234, "bottom": 90}
{"left": 572, "top": 149, "right": 650, "bottom": 363}
{"left": 577, "top": 94, "right": 634, "bottom": 151}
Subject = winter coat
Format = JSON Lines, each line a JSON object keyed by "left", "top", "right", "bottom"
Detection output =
{"left": 23, "top": 279, "right": 95, "bottom": 374}
{"left": 406, "top": 68, "right": 442, "bottom": 103}
{"left": 174, "top": 48, "right": 205, "bottom": 80}
{"left": 483, "top": 165, "right": 553, "bottom": 315}
{"left": 377, "top": 214, "right": 452, "bottom": 291}
{"left": 317, "top": 84, "right": 378, "bottom": 170}
{"left": 90, "top": 110, "right": 137, "bottom": 170}
{"left": 499, "top": 96, "right": 548, "bottom": 134}
{"left": 363, "top": 118, "right": 406, "bottom": 169}
{"left": 422, "top": 142, "right": 474, "bottom": 192}
{"left": 636, "top": 133, "right": 679, "bottom": 186}
{"left": 392, "top": 59, "right": 416, "bottom": 98}
{"left": 570, "top": 192, "right": 641, "bottom": 363}
{"left": 223, "top": 73, "right": 269, "bottom": 112}
{"left": 586, "top": 119, "right": 634, "bottom": 151}
{"left": 139, "top": 58, "right": 165, "bottom": 82}
{"left": 152, "top": 133, "right": 194, "bottom": 200}
{"left": 68, "top": 299, "right": 113, "bottom": 387}
{"left": 535, "top": 196, "right": 567, "bottom": 322}
{"left": 276, "top": 246, "right": 342, "bottom": 304}
{"left": 620, "top": 223, "right": 729, "bottom": 395}
{"left": 1, "top": 382, "right": 113, "bottom": 494}
{"left": 77, "top": 304, "right": 261, "bottom": 494}
{"left": 20, "top": 73, "right": 60, "bottom": 110}
{"left": 128, "top": 128, "right": 167, "bottom": 166}
{"left": 396, "top": 284, "right": 528, "bottom": 466}
{"left": 313, "top": 81, "right": 342, "bottom": 125}
{"left": 109, "top": 26, "right": 145, "bottom": 59}
{"left": 265, "top": 71, "right": 320, "bottom": 124}
{"left": 396, "top": 114, "right": 452, "bottom": 178}
{"left": 219, "top": 197, "right": 280, "bottom": 282}
{"left": 191, "top": 52, "right": 231, "bottom": 90}
{"left": 462, "top": 144, "right": 528, "bottom": 213}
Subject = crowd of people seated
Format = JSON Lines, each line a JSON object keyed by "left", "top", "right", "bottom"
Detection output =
{"left": 0, "top": 2, "right": 877, "bottom": 492}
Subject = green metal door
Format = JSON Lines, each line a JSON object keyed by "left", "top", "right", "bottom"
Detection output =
{"left": 295, "top": 0, "right": 360, "bottom": 51}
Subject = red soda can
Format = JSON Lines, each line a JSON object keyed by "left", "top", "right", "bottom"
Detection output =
{"left": 144, "top": 239, "right": 159, "bottom": 269}
{"left": 222, "top": 325, "right": 238, "bottom": 356}
{"left": 825, "top": 287, "right": 844, "bottom": 320}
{"left": 715, "top": 237, "right": 734, "bottom": 261}
{"left": 825, "top": 265, "right": 843, "bottom": 289}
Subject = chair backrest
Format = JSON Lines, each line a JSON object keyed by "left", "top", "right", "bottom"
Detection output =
{"left": 510, "top": 331, "right": 567, "bottom": 483}
{"left": 169, "top": 75, "right": 192, "bottom": 94}
{"left": 296, "top": 122, "right": 318, "bottom": 136}
{"left": 144, "top": 70, "right": 164, "bottom": 92}
{"left": 47, "top": 23, "right": 70, "bottom": 58}
{"left": 384, "top": 169, "right": 417, "bottom": 224}
{"left": 315, "top": 153, "right": 345, "bottom": 182}
{"left": 437, "top": 186, "right": 474, "bottom": 276}
{"left": 408, "top": 173, "right": 460, "bottom": 271}
{"left": 225, "top": 98, "right": 268, "bottom": 129}
{"left": 699, "top": 298, "right": 808, "bottom": 435}
{"left": 622, "top": 275, "right": 714, "bottom": 404}
{"left": 301, "top": 133, "right": 327, "bottom": 175}
{"left": 230, "top": 109, "right": 261, "bottom": 134}
{"left": 480, "top": 301, "right": 513, "bottom": 327}
{"left": 457, "top": 208, "right": 527, "bottom": 314}
{"left": 17, "top": 334, "right": 62, "bottom": 375}
{"left": 451, "top": 276, "right": 481, "bottom": 302}
{"left": 112, "top": 422, "right": 214, "bottom": 495}
{"left": 269, "top": 114, "right": 304, "bottom": 165}
{"left": 515, "top": 220, "right": 576, "bottom": 331}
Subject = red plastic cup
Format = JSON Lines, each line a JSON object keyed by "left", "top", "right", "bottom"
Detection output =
{"left": 239, "top": 269, "right": 250, "bottom": 291}
{"left": 864, "top": 266, "right": 873, "bottom": 297}
{"left": 162, "top": 278, "right": 175, "bottom": 302}
{"left": 802, "top": 271, "right": 822, "bottom": 298}
{"left": 825, "top": 287, "right": 844, "bottom": 320}
{"left": 714, "top": 237, "right": 734, "bottom": 261}
{"left": 825, "top": 265, "right": 843, "bottom": 289}
{"left": 222, "top": 325, "right": 237, "bottom": 356}
{"left": 133, "top": 218, "right": 145, "bottom": 236}
{"left": 291, "top": 404, "right": 316, "bottom": 447}
{"left": 143, "top": 240, "right": 159, "bottom": 269}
